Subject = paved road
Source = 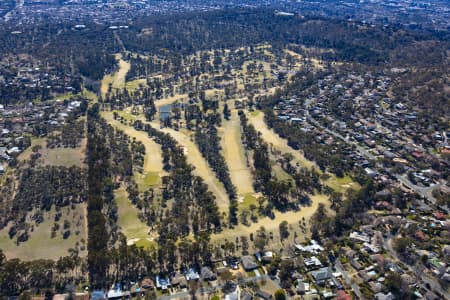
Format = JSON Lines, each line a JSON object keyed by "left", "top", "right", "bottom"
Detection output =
{"left": 394, "top": 174, "right": 439, "bottom": 204}
{"left": 158, "top": 275, "right": 280, "bottom": 300}
{"left": 304, "top": 105, "right": 376, "bottom": 161}
{"left": 383, "top": 235, "right": 450, "bottom": 299}
{"left": 304, "top": 101, "right": 438, "bottom": 203}
{"left": 335, "top": 261, "right": 363, "bottom": 299}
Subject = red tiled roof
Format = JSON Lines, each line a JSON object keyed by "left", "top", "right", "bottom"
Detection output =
{"left": 335, "top": 290, "right": 352, "bottom": 300}
{"left": 433, "top": 212, "right": 447, "bottom": 220}
{"left": 415, "top": 230, "right": 428, "bottom": 241}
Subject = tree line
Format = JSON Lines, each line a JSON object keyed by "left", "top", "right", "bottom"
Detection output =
{"left": 194, "top": 114, "right": 238, "bottom": 225}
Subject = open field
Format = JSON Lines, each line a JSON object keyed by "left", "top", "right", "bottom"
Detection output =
{"left": 212, "top": 194, "right": 331, "bottom": 249}
{"left": 39, "top": 145, "right": 85, "bottom": 167}
{"left": 220, "top": 109, "right": 256, "bottom": 197}
{"left": 19, "top": 138, "right": 86, "bottom": 168}
{"left": 101, "top": 54, "right": 130, "bottom": 97}
{"left": 102, "top": 111, "right": 167, "bottom": 192}
{"left": 115, "top": 187, "right": 154, "bottom": 248}
{"left": 0, "top": 204, "right": 87, "bottom": 260}
{"left": 149, "top": 121, "right": 230, "bottom": 213}
{"left": 284, "top": 48, "right": 327, "bottom": 70}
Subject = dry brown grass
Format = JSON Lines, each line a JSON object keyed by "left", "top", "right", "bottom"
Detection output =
{"left": 0, "top": 204, "right": 87, "bottom": 260}
{"left": 102, "top": 111, "right": 167, "bottom": 191}
{"left": 101, "top": 54, "right": 130, "bottom": 97}
{"left": 220, "top": 108, "right": 255, "bottom": 196}
{"left": 212, "top": 194, "right": 331, "bottom": 250}
{"left": 19, "top": 138, "right": 86, "bottom": 168}
{"left": 149, "top": 121, "right": 230, "bottom": 213}
{"left": 247, "top": 111, "right": 317, "bottom": 170}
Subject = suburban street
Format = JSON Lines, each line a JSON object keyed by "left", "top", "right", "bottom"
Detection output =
{"left": 335, "top": 261, "right": 363, "bottom": 299}
{"left": 159, "top": 275, "right": 280, "bottom": 300}
{"left": 304, "top": 100, "right": 438, "bottom": 203}
{"left": 383, "top": 234, "right": 450, "bottom": 299}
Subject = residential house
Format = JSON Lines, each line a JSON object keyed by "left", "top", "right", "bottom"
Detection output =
{"left": 141, "top": 278, "right": 154, "bottom": 290}
{"left": 374, "top": 292, "right": 395, "bottom": 300}
{"left": 255, "top": 251, "right": 273, "bottom": 264}
{"left": 309, "top": 267, "right": 332, "bottom": 285}
{"left": 304, "top": 256, "right": 322, "bottom": 270}
{"left": 155, "top": 275, "right": 170, "bottom": 290}
{"left": 255, "top": 289, "right": 272, "bottom": 300}
{"left": 350, "top": 258, "right": 363, "bottom": 271}
{"left": 296, "top": 281, "right": 305, "bottom": 295}
{"left": 171, "top": 272, "right": 187, "bottom": 288}
{"left": 91, "top": 291, "right": 106, "bottom": 300}
{"left": 241, "top": 255, "right": 258, "bottom": 271}
{"left": 335, "top": 290, "right": 352, "bottom": 300}
{"left": 185, "top": 268, "right": 200, "bottom": 281}
{"left": 201, "top": 266, "right": 217, "bottom": 281}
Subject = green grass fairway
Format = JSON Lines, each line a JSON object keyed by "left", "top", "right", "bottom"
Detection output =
{"left": 143, "top": 171, "right": 159, "bottom": 187}
{"left": 115, "top": 188, "right": 151, "bottom": 242}
{"left": 272, "top": 164, "right": 294, "bottom": 183}
{"left": 135, "top": 238, "right": 157, "bottom": 250}
{"left": 248, "top": 111, "right": 316, "bottom": 170}
{"left": 239, "top": 193, "right": 258, "bottom": 210}
{"left": 325, "top": 175, "right": 360, "bottom": 194}
{"left": 126, "top": 79, "right": 147, "bottom": 91}
{"left": 102, "top": 111, "right": 167, "bottom": 193}
{"left": 247, "top": 110, "right": 359, "bottom": 195}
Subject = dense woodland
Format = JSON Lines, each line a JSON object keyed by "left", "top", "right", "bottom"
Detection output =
{"left": 87, "top": 104, "right": 150, "bottom": 286}
{"left": 47, "top": 119, "right": 86, "bottom": 148}
{"left": 85, "top": 102, "right": 224, "bottom": 286}
{"left": 0, "top": 8, "right": 447, "bottom": 112}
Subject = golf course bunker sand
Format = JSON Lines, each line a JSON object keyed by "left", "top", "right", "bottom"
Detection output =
{"left": 115, "top": 187, "right": 152, "bottom": 246}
